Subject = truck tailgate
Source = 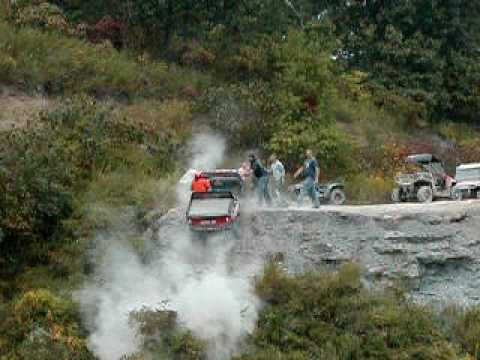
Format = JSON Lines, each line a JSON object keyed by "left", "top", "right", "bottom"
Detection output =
{"left": 188, "top": 198, "right": 232, "bottom": 218}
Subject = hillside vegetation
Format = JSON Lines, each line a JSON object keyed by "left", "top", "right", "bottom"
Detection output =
{"left": 1, "top": 1, "right": 480, "bottom": 359}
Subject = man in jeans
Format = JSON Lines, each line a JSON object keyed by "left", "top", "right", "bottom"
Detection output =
{"left": 249, "top": 153, "right": 271, "bottom": 205}
{"left": 294, "top": 149, "right": 320, "bottom": 208}
{"left": 269, "top": 154, "right": 285, "bottom": 204}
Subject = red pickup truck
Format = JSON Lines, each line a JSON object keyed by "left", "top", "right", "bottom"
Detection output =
{"left": 186, "top": 191, "right": 239, "bottom": 233}
{"left": 185, "top": 169, "right": 243, "bottom": 238}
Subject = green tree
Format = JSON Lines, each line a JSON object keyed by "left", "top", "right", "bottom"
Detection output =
{"left": 262, "top": 27, "right": 354, "bottom": 173}
{"left": 326, "top": 0, "right": 480, "bottom": 122}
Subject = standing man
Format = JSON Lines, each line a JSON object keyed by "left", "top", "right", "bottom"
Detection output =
{"left": 249, "top": 153, "right": 271, "bottom": 205}
{"left": 294, "top": 149, "right": 320, "bottom": 208}
{"left": 269, "top": 154, "right": 285, "bottom": 204}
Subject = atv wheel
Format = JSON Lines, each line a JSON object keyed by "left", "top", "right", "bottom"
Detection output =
{"left": 329, "top": 188, "right": 346, "bottom": 205}
{"left": 391, "top": 188, "right": 401, "bottom": 203}
{"left": 417, "top": 186, "right": 433, "bottom": 203}
{"left": 452, "top": 189, "right": 463, "bottom": 201}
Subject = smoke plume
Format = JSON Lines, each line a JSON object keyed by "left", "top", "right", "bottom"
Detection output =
{"left": 176, "top": 132, "right": 227, "bottom": 205}
{"left": 76, "top": 132, "right": 259, "bottom": 360}
{"left": 189, "top": 132, "right": 226, "bottom": 171}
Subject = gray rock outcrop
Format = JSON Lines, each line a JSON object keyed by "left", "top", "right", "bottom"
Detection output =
{"left": 154, "top": 200, "right": 480, "bottom": 307}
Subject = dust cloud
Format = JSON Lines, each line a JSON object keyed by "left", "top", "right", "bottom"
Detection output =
{"left": 75, "top": 132, "right": 260, "bottom": 360}
{"left": 189, "top": 132, "right": 226, "bottom": 170}
{"left": 176, "top": 132, "right": 227, "bottom": 205}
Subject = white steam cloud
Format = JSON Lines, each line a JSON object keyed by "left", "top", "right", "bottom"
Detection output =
{"left": 189, "top": 132, "right": 226, "bottom": 170}
{"left": 177, "top": 132, "right": 227, "bottom": 205}
{"left": 76, "top": 132, "right": 259, "bottom": 360}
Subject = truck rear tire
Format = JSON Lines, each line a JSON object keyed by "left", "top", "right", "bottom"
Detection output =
{"left": 417, "top": 186, "right": 433, "bottom": 203}
{"left": 452, "top": 189, "right": 463, "bottom": 201}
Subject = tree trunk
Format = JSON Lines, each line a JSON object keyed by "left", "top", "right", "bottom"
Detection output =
{"left": 2, "top": 0, "right": 12, "bottom": 17}
{"left": 165, "top": 0, "right": 173, "bottom": 45}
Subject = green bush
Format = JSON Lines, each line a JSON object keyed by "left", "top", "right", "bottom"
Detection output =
{"left": 346, "top": 173, "right": 394, "bottom": 204}
{"left": 128, "top": 307, "right": 207, "bottom": 360}
{"left": 168, "top": 38, "right": 216, "bottom": 69}
{"left": 0, "top": 95, "right": 189, "bottom": 269}
{"left": 14, "top": 2, "right": 69, "bottom": 32}
{"left": 0, "top": 289, "right": 93, "bottom": 359}
{"left": 38, "top": 96, "right": 188, "bottom": 179}
{"left": 196, "top": 83, "right": 267, "bottom": 148}
{"left": 0, "top": 123, "right": 75, "bottom": 267}
{"left": 240, "top": 263, "right": 462, "bottom": 359}
{"left": 268, "top": 123, "right": 356, "bottom": 176}
{"left": 453, "top": 307, "right": 480, "bottom": 358}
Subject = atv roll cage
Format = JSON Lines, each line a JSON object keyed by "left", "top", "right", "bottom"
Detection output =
{"left": 406, "top": 154, "right": 445, "bottom": 177}
{"left": 406, "top": 154, "right": 441, "bottom": 164}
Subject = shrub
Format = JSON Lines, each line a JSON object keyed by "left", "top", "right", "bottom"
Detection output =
{"left": 79, "top": 172, "right": 178, "bottom": 235}
{"left": 169, "top": 39, "right": 216, "bottom": 69}
{"left": 440, "top": 124, "right": 480, "bottom": 164}
{"left": 228, "top": 43, "right": 275, "bottom": 80}
{"left": 0, "top": 96, "right": 189, "bottom": 269}
{"left": 14, "top": 2, "right": 69, "bottom": 33}
{"left": 454, "top": 307, "right": 480, "bottom": 358}
{"left": 243, "top": 263, "right": 462, "bottom": 359}
{"left": 457, "top": 138, "right": 480, "bottom": 164}
{"left": 346, "top": 173, "right": 394, "bottom": 204}
{"left": 0, "top": 21, "right": 208, "bottom": 98}
{"left": 0, "top": 123, "right": 75, "bottom": 267}
{"left": 88, "top": 15, "right": 125, "bottom": 49}
{"left": 117, "top": 99, "right": 193, "bottom": 165}
{"left": 268, "top": 124, "right": 356, "bottom": 177}
{"left": 39, "top": 96, "right": 189, "bottom": 177}
{"left": 196, "top": 84, "right": 266, "bottom": 148}
{"left": 0, "top": 289, "right": 93, "bottom": 359}
{"left": 128, "top": 307, "right": 207, "bottom": 360}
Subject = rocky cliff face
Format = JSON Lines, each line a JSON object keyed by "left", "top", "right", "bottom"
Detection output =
{"left": 154, "top": 200, "right": 480, "bottom": 307}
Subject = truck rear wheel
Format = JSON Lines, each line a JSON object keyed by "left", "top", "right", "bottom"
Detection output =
{"left": 452, "top": 189, "right": 463, "bottom": 201}
{"left": 417, "top": 186, "right": 433, "bottom": 203}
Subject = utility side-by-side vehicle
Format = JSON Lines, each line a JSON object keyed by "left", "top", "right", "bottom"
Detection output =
{"left": 391, "top": 154, "right": 456, "bottom": 203}
{"left": 452, "top": 163, "right": 480, "bottom": 200}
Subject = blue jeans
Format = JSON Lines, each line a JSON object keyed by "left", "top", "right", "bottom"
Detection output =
{"left": 256, "top": 176, "right": 271, "bottom": 205}
{"left": 298, "top": 177, "right": 320, "bottom": 207}
{"left": 271, "top": 178, "right": 283, "bottom": 203}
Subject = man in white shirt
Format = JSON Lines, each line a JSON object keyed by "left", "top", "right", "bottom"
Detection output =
{"left": 269, "top": 154, "right": 285, "bottom": 204}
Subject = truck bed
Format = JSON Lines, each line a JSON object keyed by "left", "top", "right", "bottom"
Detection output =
{"left": 188, "top": 197, "right": 233, "bottom": 218}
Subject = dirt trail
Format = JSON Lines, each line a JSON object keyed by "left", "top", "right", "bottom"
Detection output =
{"left": 270, "top": 198, "right": 480, "bottom": 216}
{"left": 153, "top": 199, "right": 480, "bottom": 307}
{"left": 0, "top": 89, "right": 52, "bottom": 131}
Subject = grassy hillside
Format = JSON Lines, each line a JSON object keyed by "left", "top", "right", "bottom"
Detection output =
{"left": 0, "top": 14, "right": 197, "bottom": 358}
{"left": 1, "top": 2, "right": 480, "bottom": 359}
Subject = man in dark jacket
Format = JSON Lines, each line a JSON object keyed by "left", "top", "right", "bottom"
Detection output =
{"left": 294, "top": 149, "right": 320, "bottom": 208}
{"left": 249, "top": 154, "right": 271, "bottom": 205}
